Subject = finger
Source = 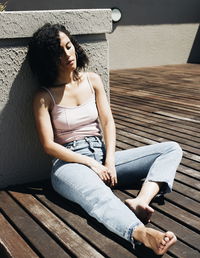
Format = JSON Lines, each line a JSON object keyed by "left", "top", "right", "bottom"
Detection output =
{"left": 110, "top": 176, "right": 114, "bottom": 187}
{"left": 105, "top": 176, "right": 111, "bottom": 186}
{"left": 109, "top": 176, "right": 115, "bottom": 187}
{"left": 101, "top": 172, "right": 108, "bottom": 181}
{"left": 99, "top": 174, "right": 104, "bottom": 181}
{"left": 102, "top": 172, "right": 110, "bottom": 182}
{"left": 101, "top": 174, "right": 107, "bottom": 181}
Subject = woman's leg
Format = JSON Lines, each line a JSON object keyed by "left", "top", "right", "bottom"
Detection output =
{"left": 125, "top": 182, "right": 161, "bottom": 223}
{"left": 51, "top": 160, "right": 143, "bottom": 243}
{"left": 115, "top": 141, "right": 182, "bottom": 223}
{"left": 52, "top": 160, "right": 177, "bottom": 255}
{"left": 51, "top": 138, "right": 180, "bottom": 254}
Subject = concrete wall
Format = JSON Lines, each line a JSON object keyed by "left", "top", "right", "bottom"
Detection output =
{"left": 0, "top": 9, "right": 112, "bottom": 188}
{"left": 6, "top": 0, "right": 200, "bottom": 69}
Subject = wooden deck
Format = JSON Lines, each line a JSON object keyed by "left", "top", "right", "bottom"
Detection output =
{"left": 0, "top": 64, "right": 200, "bottom": 258}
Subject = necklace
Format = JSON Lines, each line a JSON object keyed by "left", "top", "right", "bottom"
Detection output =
{"left": 53, "top": 81, "right": 77, "bottom": 88}
{"left": 53, "top": 82, "right": 68, "bottom": 87}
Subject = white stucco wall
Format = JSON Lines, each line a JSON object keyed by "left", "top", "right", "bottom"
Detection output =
{"left": 6, "top": 0, "right": 200, "bottom": 69}
{"left": 107, "top": 24, "right": 199, "bottom": 70}
{"left": 0, "top": 9, "right": 112, "bottom": 188}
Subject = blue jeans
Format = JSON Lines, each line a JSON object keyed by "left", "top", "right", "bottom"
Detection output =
{"left": 51, "top": 136, "right": 182, "bottom": 243}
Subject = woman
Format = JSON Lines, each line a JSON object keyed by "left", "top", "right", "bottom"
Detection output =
{"left": 28, "top": 23, "right": 182, "bottom": 255}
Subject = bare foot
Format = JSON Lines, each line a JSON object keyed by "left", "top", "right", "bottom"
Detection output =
{"left": 125, "top": 198, "right": 154, "bottom": 224}
{"left": 133, "top": 225, "right": 177, "bottom": 255}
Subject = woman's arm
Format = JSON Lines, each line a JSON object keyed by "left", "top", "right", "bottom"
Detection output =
{"left": 33, "top": 90, "right": 110, "bottom": 182}
{"left": 89, "top": 72, "right": 117, "bottom": 187}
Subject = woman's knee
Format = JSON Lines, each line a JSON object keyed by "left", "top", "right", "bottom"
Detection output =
{"left": 164, "top": 141, "right": 183, "bottom": 159}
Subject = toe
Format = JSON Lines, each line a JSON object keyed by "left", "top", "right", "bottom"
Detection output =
{"left": 159, "top": 244, "right": 165, "bottom": 250}
{"left": 165, "top": 231, "right": 176, "bottom": 240}
{"left": 164, "top": 236, "right": 170, "bottom": 242}
{"left": 165, "top": 232, "right": 177, "bottom": 245}
{"left": 145, "top": 206, "right": 154, "bottom": 213}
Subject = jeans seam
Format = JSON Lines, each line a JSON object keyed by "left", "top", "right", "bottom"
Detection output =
{"left": 115, "top": 152, "right": 161, "bottom": 167}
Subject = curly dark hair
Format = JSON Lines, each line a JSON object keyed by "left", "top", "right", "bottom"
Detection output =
{"left": 28, "top": 23, "right": 89, "bottom": 88}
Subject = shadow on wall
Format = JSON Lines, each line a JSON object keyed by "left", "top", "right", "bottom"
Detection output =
{"left": 188, "top": 25, "right": 200, "bottom": 64}
{"left": 7, "top": 0, "right": 200, "bottom": 25}
{"left": 0, "top": 53, "right": 51, "bottom": 188}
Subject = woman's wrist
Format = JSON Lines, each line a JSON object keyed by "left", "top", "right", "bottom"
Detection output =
{"left": 105, "top": 157, "right": 115, "bottom": 167}
{"left": 84, "top": 156, "right": 97, "bottom": 167}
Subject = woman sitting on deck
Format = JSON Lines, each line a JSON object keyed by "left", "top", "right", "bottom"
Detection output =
{"left": 28, "top": 23, "right": 182, "bottom": 255}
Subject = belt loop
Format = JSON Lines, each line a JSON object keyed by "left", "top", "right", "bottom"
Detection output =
{"left": 96, "top": 136, "right": 102, "bottom": 144}
{"left": 73, "top": 140, "right": 77, "bottom": 148}
{"left": 85, "top": 136, "right": 94, "bottom": 150}
{"left": 85, "top": 136, "right": 90, "bottom": 144}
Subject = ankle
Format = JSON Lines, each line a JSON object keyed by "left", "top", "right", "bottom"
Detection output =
{"left": 132, "top": 225, "right": 146, "bottom": 243}
{"left": 134, "top": 196, "right": 150, "bottom": 206}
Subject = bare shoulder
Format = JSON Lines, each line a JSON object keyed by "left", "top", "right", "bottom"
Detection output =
{"left": 33, "top": 89, "right": 51, "bottom": 109}
{"left": 87, "top": 71, "right": 100, "bottom": 80}
{"left": 87, "top": 72, "right": 104, "bottom": 91}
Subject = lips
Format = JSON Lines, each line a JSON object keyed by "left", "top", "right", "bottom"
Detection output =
{"left": 66, "top": 59, "right": 74, "bottom": 65}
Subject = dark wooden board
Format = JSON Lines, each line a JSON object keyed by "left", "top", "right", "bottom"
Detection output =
{"left": 0, "top": 210, "right": 38, "bottom": 258}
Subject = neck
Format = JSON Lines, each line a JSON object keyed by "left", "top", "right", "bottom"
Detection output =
{"left": 55, "top": 68, "right": 76, "bottom": 86}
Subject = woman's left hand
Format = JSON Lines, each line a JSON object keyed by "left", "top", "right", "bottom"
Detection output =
{"left": 105, "top": 163, "right": 118, "bottom": 188}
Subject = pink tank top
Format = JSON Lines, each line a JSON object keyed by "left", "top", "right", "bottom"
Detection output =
{"left": 43, "top": 75, "right": 101, "bottom": 144}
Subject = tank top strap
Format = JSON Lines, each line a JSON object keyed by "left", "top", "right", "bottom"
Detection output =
{"left": 42, "top": 87, "right": 56, "bottom": 105}
{"left": 87, "top": 73, "right": 95, "bottom": 94}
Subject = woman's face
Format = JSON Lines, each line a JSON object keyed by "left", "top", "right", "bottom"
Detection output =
{"left": 58, "top": 31, "right": 77, "bottom": 71}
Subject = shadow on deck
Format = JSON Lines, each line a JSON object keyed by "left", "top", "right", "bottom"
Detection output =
{"left": 0, "top": 64, "right": 199, "bottom": 258}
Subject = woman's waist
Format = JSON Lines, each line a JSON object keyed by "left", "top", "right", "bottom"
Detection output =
{"left": 54, "top": 123, "right": 101, "bottom": 144}
{"left": 63, "top": 135, "right": 103, "bottom": 149}
{"left": 52, "top": 135, "right": 105, "bottom": 165}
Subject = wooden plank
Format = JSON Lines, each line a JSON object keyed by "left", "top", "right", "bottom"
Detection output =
{"left": 164, "top": 191, "right": 200, "bottom": 217}
{"left": 173, "top": 181, "right": 200, "bottom": 202}
{"left": 111, "top": 75, "right": 198, "bottom": 117}
{"left": 111, "top": 102, "right": 200, "bottom": 134}
{"left": 111, "top": 104, "right": 200, "bottom": 120}
{"left": 119, "top": 91, "right": 200, "bottom": 113}
{"left": 113, "top": 190, "right": 200, "bottom": 258}
{"left": 156, "top": 111, "right": 200, "bottom": 123}
{"left": 0, "top": 191, "right": 70, "bottom": 258}
{"left": 115, "top": 122, "right": 200, "bottom": 156}
{"left": 123, "top": 190, "right": 200, "bottom": 233}
{"left": 35, "top": 190, "right": 137, "bottom": 258}
{"left": 0, "top": 212, "right": 38, "bottom": 258}
{"left": 111, "top": 93, "right": 200, "bottom": 122}
{"left": 111, "top": 94, "right": 200, "bottom": 121}
{"left": 113, "top": 111, "right": 200, "bottom": 147}
{"left": 112, "top": 106, "right": 200, "bottom": 141}
{"left": 9, "top": 191, "right": 104, "bottom": 258}
{"left": 111, "top": 72, "right": 200, "bottom": 106}
{"left": 175, "top": 173, "right": 200, "bottom": 191}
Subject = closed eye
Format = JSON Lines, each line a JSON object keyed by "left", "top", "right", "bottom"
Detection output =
{"left": 66, "top": 42, "right": 72, "bottom": 50}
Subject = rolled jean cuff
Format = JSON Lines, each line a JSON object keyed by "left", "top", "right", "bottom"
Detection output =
{"left": 125, "top": 221, "right": 144, "bottom": 247}
{"left": 144, "top": 179, "right": 172, "bottom": 194}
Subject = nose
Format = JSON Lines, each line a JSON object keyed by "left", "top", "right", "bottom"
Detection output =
{"left": 63, "top": 48, "right": 70, "bottom": 58}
